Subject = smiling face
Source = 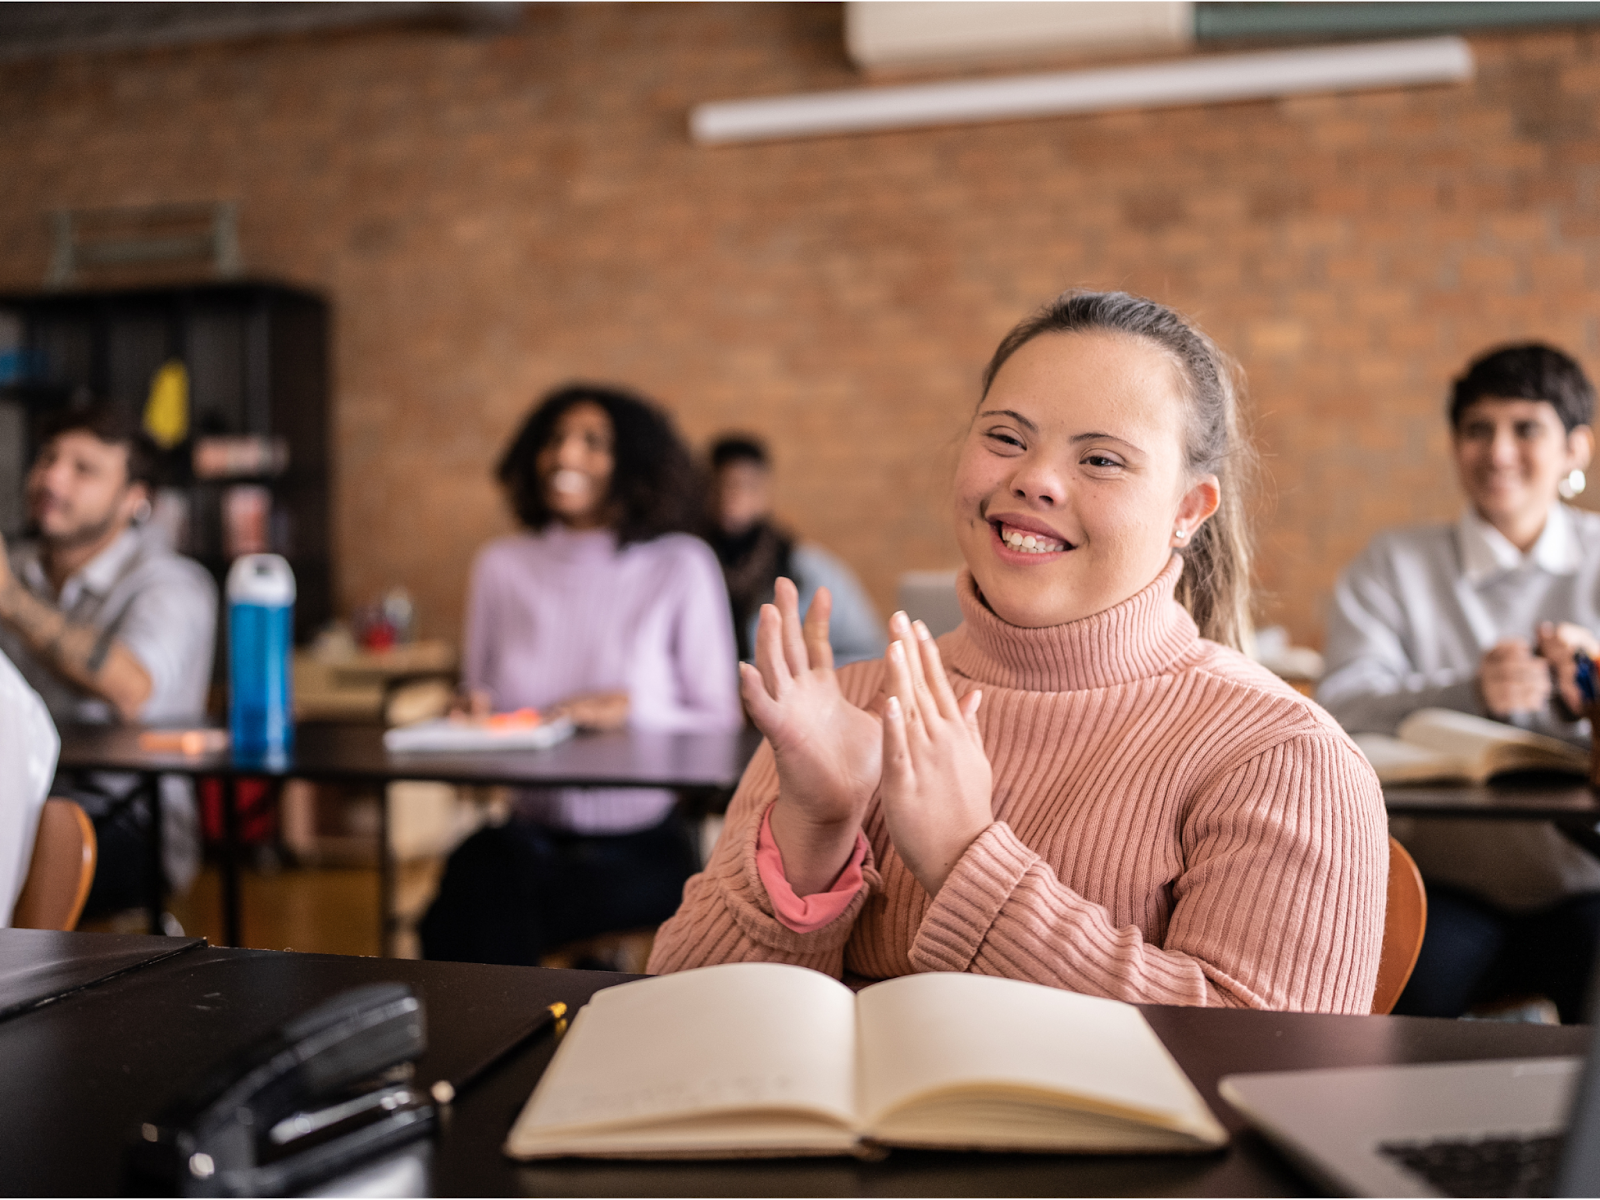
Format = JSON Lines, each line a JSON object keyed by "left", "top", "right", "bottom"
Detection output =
{"left": 953, "top": 330, "right": 1220, "bottom": 629}
{"left": 535, "top": 401, "right": 616, "bottom": 530}
{"left": 1453, "top": 397, "right": 1593, "bottom": 548}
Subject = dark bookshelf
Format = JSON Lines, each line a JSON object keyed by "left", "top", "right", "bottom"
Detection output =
{"left": 0, "top": 281, "right": 331, "bottom": 641}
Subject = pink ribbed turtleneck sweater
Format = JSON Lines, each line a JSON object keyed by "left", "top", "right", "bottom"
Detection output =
{"left": 649, "top": 556, "right": 1388, "bottom": 1013}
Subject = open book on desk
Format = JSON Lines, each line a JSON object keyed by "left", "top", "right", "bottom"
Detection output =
{"left": 505, "top": 962, "right": 1227, "bottom": 1160}
{"left": 1354, "top": 707, "right": 1588, "bottom": 785}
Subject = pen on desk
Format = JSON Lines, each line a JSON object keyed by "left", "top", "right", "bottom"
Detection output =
{"left": 430, "top": 1001, "right": 567, "bottom": 1107}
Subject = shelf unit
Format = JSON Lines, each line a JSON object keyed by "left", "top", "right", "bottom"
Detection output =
{"left": 0, "top": 280, "right": 332, "bottom": 640}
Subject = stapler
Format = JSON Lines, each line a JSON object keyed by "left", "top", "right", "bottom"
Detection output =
{"left": 127, "top": 982, "right": 434, "bottom": 1197}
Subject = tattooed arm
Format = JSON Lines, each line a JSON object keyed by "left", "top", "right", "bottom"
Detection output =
{"left": 0, "top": 551, "right": 151, "bottom": 722}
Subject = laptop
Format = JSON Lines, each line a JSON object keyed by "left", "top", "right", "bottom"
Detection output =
{"left": 1220, "top": 1021, "right": 1600, "bottom": 1198}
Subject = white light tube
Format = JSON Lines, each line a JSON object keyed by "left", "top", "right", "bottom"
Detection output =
{"left": 690, "top": 36, "right": 1473, "bottom": 145}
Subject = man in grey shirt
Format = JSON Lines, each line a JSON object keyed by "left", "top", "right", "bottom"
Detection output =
{"left": 1319, "top": 344, "right": 1600, "bottom": 1021}
{"left": 0, "top": 405, "right": 216, "bottom": 917}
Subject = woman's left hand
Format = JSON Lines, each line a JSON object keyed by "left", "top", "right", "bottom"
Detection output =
{"left": 879, "top": 611, "right": 993, "bottom": 897}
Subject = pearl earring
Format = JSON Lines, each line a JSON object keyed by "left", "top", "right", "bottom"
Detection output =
{"left": 1560, "top": 469, "right": 1587, "bottom": 500}
{"left": 1174, "top": 527, "right": 1188, "bottom": 542}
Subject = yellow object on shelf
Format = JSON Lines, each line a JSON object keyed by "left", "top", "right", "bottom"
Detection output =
{"left": 143, "top": 359, "right": 190, "bottom": 448}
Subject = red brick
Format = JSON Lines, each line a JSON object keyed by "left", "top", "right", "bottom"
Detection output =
{"left": 0, "top": 14, "right": 1597, "bottom": 650}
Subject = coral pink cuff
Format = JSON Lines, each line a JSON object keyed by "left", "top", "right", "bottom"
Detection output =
{"left": 756, "top": 807, "right": 868, "bottom": 934}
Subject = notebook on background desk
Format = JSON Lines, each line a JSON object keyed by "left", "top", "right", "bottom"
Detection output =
{"left": 0, "top": 928, "right": 203, "bottom": 1022}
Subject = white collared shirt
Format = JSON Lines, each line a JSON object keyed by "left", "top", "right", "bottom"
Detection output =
{"left": 1318, "top": 502, "right": 1600, "bottom": 909}
{"left": 1457, "top": 502, "right": 1582, "bottom": 584}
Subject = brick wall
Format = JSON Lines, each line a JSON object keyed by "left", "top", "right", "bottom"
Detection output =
{"left": 3, "top": 6, "right": 1599, "bottom": 649}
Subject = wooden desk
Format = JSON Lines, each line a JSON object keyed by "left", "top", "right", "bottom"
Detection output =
{"left": 293, "top": 640, "right": 458, "bottom": 723}
{"left": 0, "top": 929, "right": 1585, "bottom": 1197}
{"left": 56, "top": 724, "right": 763, "bottom": 948}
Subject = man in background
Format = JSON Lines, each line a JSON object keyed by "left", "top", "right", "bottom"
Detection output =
{"left": 708, "top": 434, "right": 885, "bottom": 665}
{"left": 0, "top": 406, "right": 216, "bottom": 919}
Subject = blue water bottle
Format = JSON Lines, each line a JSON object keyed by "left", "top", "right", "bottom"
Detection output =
{"left": 227, "top": 553, "right": 296, "bottom": 760}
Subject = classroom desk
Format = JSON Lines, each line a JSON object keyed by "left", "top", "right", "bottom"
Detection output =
{"left": 1383, "top": 775, "right": 1600, "bottom": 820}
{"left": 1383, "top": 774, "right": 1600, "bottom": 859}
{"left": 0, "top": 929, "right": 1587, "bottom": 1198}
{"left": 0, "top": 928, "right": 201, "bottom": 1022}
{"left": 55, "top": 723, "right": 763, "bottom": 949}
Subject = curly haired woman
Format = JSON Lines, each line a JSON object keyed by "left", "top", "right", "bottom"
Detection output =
{"left": 422, "top": 384, "right": 742, "bottom": 966}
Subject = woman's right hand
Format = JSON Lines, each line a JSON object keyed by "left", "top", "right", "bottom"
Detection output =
{"left": 741, "top": 578, "right": 882, "bottom": 895}
{"left": 1537, "top": 621, "right": 1600, "bottom": 715}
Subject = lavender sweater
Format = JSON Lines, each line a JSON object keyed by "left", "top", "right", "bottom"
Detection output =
{"left": 463, "top": 525, "right": 743, "bottom": 833}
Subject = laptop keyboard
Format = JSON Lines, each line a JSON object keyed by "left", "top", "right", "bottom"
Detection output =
{"left": 1379, "top": 1134, "right": 1563, "bottom": 1197}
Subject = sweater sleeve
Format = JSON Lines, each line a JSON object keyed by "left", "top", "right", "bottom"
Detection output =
{"left": 647, "top": 737, "right": 883, "bottom": 976}
{"left": 908, "top": 731, "right": 1389, "bottom": 1013}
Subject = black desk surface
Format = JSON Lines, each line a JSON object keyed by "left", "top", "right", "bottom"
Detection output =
{"left": 1384, "top": 775, "right": 1600, "bottom": 819}
{"left": 0, "top": 928, "right": 201, "bottom": 1023}
{"left": 55, "top": 723, "right": 764, "bottom": 792}
{"left": 0, "top": 931, "right": 1589, "bottom": 1197}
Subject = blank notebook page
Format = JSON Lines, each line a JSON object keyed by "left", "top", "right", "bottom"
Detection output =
{"left": 513, "top": 962, "right": 859, "bottom": 1135}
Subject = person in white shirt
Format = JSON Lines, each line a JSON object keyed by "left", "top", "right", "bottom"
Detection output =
{"left": 0, "top": 648, "right": 59, "bottom": 926}
{"left": 1319, "top": 343, "right": 1600, "bottom": 1021}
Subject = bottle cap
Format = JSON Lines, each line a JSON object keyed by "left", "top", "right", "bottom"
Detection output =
{"left": 226, "top": 553, "right": 296, "bottom": 606}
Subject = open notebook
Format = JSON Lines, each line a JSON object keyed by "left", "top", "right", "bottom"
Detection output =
{"left": 383, "top": 712, "right": 574, "bottom": 753}
{"left": 505, "top": 962, "right": 1227, "bottom": 1160}
{"left": 1353, "top": 707, "right": 1588, "bottom": 785}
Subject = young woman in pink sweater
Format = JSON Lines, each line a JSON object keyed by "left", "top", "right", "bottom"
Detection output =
{"left": 650, "top": 291, "right": 1388, "bottom": 1013}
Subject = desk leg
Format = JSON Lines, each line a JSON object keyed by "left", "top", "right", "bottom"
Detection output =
{"left": 220, "top": 777, "right": 242, "bottom": 948}
{"left": 378, "top": 785, "right": 394, "bottom": 958}
{"left": 145, "top": 775, "right": 164, "bottom": 935}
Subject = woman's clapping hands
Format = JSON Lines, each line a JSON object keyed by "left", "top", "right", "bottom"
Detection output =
{"left": 879, "top": 612, "right": 993, "bottom": 897}
{"left": 741, "top": 579, "right": 883, "bottom": 895}
{"left": 742, "top": 580, "right": 995, "bottom": 900}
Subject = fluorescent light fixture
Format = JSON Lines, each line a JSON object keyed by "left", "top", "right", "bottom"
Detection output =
{"left": 690, "top": 36, "right": 1473, "bottom": 145}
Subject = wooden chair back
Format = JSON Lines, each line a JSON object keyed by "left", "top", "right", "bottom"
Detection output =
{"left": 1372, "top": 835, "right": 1427, "bottom": 1014}
{"left": 12, "top": 799, "right": 97, "bottom": 931}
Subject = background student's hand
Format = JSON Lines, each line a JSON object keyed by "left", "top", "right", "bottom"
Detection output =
{"left": 449, "top": 688, "right": 493, "bottom": 718}
{"left": 741, "top": 578, "right": 882, "bottom": 895}
{"left": 879, "top": 611, "right": 992, "bottom": 898}
{"left": 1478, "top": 638, "right": 1553, "bottom": 718}
{"left": 553, "top": 690, "right": 631, "bottom": 731}
{"left": 1536, "top": 621, "right": 1600, "bottom": 715}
